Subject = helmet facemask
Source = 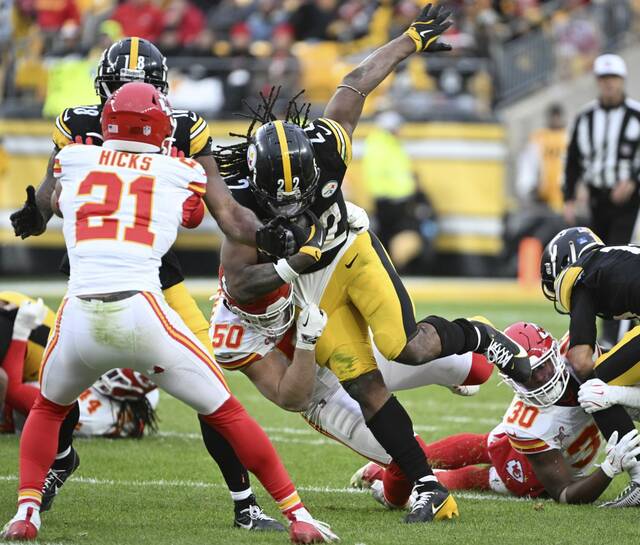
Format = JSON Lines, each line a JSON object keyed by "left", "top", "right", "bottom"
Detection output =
{"left": 224, "top": 289, "right": 294, "bottom": 339}
{"left": 501, "top": 339, "right": 569, "bottom": 407}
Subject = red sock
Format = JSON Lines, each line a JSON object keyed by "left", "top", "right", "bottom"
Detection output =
{"left": 19, "top": 393, "right": 73, "bottom": 503}
{"left": 436, "top": 466, "right": 490, "bottom": 490}
{"left": 2, "top": 340, "right": 38, "bottom": 415}
{"left": 462, "top": 353, "right": 494, "bottom": 385}
{"left": 420, "top": 433, "right": 490, "bottom": 469}
{"left": 381, "top": 461, "right": 413, "bottom": 507}
{"left": 201, "top": 396, "right": 303, "bottom": 519}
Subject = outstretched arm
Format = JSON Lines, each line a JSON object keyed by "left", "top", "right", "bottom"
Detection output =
{"left": 324, "top": 3, "right": 452, "bottom": 137}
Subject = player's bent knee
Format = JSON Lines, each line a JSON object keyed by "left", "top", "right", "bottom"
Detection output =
{"left": 342, "top": 370, "right": 390, "bottom": 417}
{"left": 395, "top": 323, "right": 442, "bottom": 365}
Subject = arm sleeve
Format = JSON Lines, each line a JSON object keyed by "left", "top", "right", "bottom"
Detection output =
{"left": 563, "top": 116, "right": 584, "bottom": 201}
{"left": 569, "top": 286, "right": 598, "bottom": 348}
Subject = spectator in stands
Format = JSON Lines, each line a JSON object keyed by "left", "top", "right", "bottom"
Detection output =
{"left": 110, "top": 0, "right": 165, "bottom": 42}
{"left": 503, "top": 102, "right": 568, "bottom": 275}
{"left": 222, "top": 22, "right": 256, "bottom": 112}
{"left": 265, "top": 23, "right": 300, "bottom": 95}
{"left": 289, "top": 0, "right": 338, "bottom": 41}
{"left": 33, "top": 0, "right": 80, "bottom": 32}
{"left": 158, "top": 0, "right": 206, "bottom": 55}
{"left": 207, "top": 0, "right": 253, "bottom": 38}
{"left": 247, "top": 0, "right": 286, "bottom": 42}
{"left": 363, "top": 111, "right": 437, "bottom": 274}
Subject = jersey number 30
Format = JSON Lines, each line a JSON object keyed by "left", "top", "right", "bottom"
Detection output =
{"left": 76, "top": 171, "right": 155, "bottom": 246}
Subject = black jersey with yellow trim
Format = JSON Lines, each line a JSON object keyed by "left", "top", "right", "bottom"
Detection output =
{"left": 230, "top": 118, "right": 352, "bottom": 272}
{"left": 53, "top": 106, "right": 212, "bottom": 289}
{"left": 52, "top": 105, "right": 213, "bottom": 158}
{"left": 562, "top": 246, "right": 640, "bottom": 319}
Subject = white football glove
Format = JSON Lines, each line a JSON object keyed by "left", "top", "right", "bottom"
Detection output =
{"left": 296, "top": 304, "right": 328, "bottom": 350}
{"left": 345, "top": 201, "right": 369, "bottom": 234}
{"left": 448, "top": 384, "right": 480, "bottom": 397}
{"left": 600, "top": 429, "right": 640, "bottom": 478}
{"left": 289, "top": 507, "right": 339, "bottom": 543}
{"left": 12, "top": 298, "right": 47, "bottom": 341}
{"left": 578, "top": 379, "right": 613, "bottom": 413}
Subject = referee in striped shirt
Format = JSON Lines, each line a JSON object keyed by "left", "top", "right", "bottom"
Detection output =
{"left": 563, "top": 53, "right": 640, "bottom": 346}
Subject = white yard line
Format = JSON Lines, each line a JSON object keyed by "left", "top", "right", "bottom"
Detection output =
{"left": 0, "top": 475, "right": 533, "bottom": 503}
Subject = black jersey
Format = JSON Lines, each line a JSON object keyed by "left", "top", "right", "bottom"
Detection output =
{"left": 53, "top": 105, "right": 213, "bottom": 290}
{"left": 230, "top": 117, "right": 352, "bottom": 273}
{"left": 559, "top": 246, "right": 640, "bottom": 347}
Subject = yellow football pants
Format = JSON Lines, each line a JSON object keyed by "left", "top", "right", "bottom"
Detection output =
{"left": 595, "top": 325, "right": 640, "bottom": 386}
{"left": 316, "top": 232, "right": 417, "bottom": 382}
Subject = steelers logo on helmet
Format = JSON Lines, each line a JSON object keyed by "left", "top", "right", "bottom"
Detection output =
{"left": 247, "top": 143, "right": 257, "bottom": 172}
{"left": 95, "top": 37, "right": 169, "bottom": 102}
{"left": 249, "top": 121, "right": 320, "bottom": 218}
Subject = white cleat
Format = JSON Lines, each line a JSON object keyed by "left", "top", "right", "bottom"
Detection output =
{"left": 350, "top": 462, "right": 384, "bottom": 489}
{"left": 289, "top": 508, "right": 339, "bottom": 543}
{"left": 370, "top": 480, "right": 410, "bottom": 510}
{"left": 2, "top": 508, "right": 41, "bottom": 541}
{"left": 448, "top": 384, "right": 480, "bottom": 396}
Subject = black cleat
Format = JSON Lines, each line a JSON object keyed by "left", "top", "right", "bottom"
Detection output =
{"left": 471, "top": 317, "right": 532, "bottom": 383}
{"left": 234, "top": 495, "right": 286, "bottom": 531}
{"left": 41, "top": 447, "right": 80, "bottom": 512}
{"left": 405, "top": 481, "right": 459, "bottom": 523}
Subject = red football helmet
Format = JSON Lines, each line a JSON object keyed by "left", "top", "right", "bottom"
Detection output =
{"left": 220, "top": 269, "right": 294, "bottom": 338}
{"left": 503, "top": 322, "right": 568, "bottom": 407}
{"left": 94, "top": 368, "right": 157, "bottom": 401}
{"left": 101, "top": 81, "right": 175, "bottom": 153}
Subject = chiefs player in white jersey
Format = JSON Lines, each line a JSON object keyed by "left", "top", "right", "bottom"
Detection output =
{"left": 210, "top": 211, "right": 494, "bottom": 508}
{"left": 354, "top": 322, "right": 640, "bottom": 506}
{"left": 2, "top": 82, "right": 337, "bottom": 543}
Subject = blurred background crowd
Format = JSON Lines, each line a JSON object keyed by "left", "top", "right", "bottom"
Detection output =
{"left": 1, "top": 0, "right": 640, "bottom": 279}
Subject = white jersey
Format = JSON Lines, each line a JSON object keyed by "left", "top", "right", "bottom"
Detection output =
{"left": 75, "top": 387, "right": 160, "bottom": 438}
{"left": 493, "top": 396, "right": 601, "bottom": 477}
{"left": 54, "top": 144, "right": 206, "bottom": 296}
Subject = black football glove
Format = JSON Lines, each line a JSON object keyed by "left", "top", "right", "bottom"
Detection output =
{"left": 256, "top": 216, "right": 297, "bottom": 258}
{"left": 10, "top": 186, "right": 46, "bottom": 239}
{"left": 289, "top": 211, "right": 326, "bottom": 263}
{"left": 404, "top": 3, "right": 453, "bottom": 53}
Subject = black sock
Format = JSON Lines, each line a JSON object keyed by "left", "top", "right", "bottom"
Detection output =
{"left": 366, "top": 396, "right": 432, "bottom": 484}
{"left": 198, "top": 415, "right": 252, "bottom": 495}
{"left": 52, "top": 401, "right": 79, "bottom": 469}
{"left": 420, "top": 316, "right": 482, "bottom": 357}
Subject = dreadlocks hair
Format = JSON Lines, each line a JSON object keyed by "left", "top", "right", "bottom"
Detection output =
{"left": 110, "top": 397, "right": 159, "bottom": 439}
{"left": 213, "top": 86, "right": 312, "bottom": 185}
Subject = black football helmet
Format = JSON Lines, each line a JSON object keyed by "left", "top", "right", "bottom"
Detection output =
{"left": 247, "top": 121, "right": 320, "bottom": 218}
{"left": 94, "top": 37, "right": 168, "bottom": 102}
{"left": 541, "top": 227, "right": 603, "bottom": 304}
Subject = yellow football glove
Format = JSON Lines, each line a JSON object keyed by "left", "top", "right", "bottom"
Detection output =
{"left": 404, "top": 3, "right": 453, "bottom": 53}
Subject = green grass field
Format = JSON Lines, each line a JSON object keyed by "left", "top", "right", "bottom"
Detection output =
{"left": 1, "top": 296, "right": 638, "bottom": 545}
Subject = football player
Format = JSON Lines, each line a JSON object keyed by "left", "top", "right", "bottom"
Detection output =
{"left": 210, "top": 223, "right": 493, "bottom": 508}
{"left": 542, "top": 226, "right": 640, "bottom": 506}
{"left": 2, "top": 82, "right": 337, "bottom": 543}
{"left": 8, "top": 37, "right": 293, "bottom": 529}
{"left": 213, "top": 3, "right": 530, "bottom": 523}
{"left": 353, "top": 323, "right": 640, "bottom": 506}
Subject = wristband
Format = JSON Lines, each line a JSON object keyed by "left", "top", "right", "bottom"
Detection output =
{"left": 273, "top": 259, "right": 299, "bottom": 283}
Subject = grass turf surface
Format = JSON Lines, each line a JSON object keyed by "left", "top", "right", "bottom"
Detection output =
{"left": 1, "top": 296, "right": 638, "bottom": 545}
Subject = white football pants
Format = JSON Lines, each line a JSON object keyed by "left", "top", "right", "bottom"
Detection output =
{"left": 40, "top": 292, "right": 230, "bottom": 415}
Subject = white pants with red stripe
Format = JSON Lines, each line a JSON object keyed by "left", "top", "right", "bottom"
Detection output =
{"left": 40, "top": 292, "right": 230, "bottom": 414}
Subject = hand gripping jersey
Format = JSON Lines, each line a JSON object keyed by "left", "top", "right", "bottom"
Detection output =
{"left": 230, "top": 118, "right": 352, "bottom": 273}
{"left": 54, "top": 144, "right": 207, "bottom": 296}
{"left": 54, "top": 105, "right": 213, "bottom": 289}
{"left": 492, "top": 395, "right": 601, "bottom": 480}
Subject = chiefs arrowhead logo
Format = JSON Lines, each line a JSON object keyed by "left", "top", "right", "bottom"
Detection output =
{"left": 506, "top": 459, "right": 525, "bottom": 483}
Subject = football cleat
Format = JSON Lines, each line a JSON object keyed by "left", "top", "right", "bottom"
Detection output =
{"left": 288, "top": 508, "right": 339, "bottom": 543}
{"left": 470, "top": 317, "right": 532, "bottom": 384}
{"left": 2, "top": 507, "right": 40, "bottom": 541}
{"left": 349, "top": 462, "right": 384, "bottom": 489}
{"left": 370, "top": 480, "right": 409, "bottom": 510}
{"left": 41, "top": 447, "right": 80, "bottom": 512}
{"left": 599, "top": 482, "right": 640, "bottom": 508}
{"left": 234, "top": 496, "right": 286, "bottom": 531}
{"left": 404, "top": 480, "right": 459, "bottom": 523}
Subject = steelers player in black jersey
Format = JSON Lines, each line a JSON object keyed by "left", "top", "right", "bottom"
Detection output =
{"left": 214, "top": 4, "right": 532, "bottom": 523}
{"left": 9, "top": 37, "right": 291, "bottom": 531}
{"left": 542, "top": 226, "right": 640, "bottom": 507}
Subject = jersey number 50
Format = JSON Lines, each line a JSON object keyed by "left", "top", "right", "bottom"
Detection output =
{"left": 76, "top": 171, "right": 155, "bottom": 246}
